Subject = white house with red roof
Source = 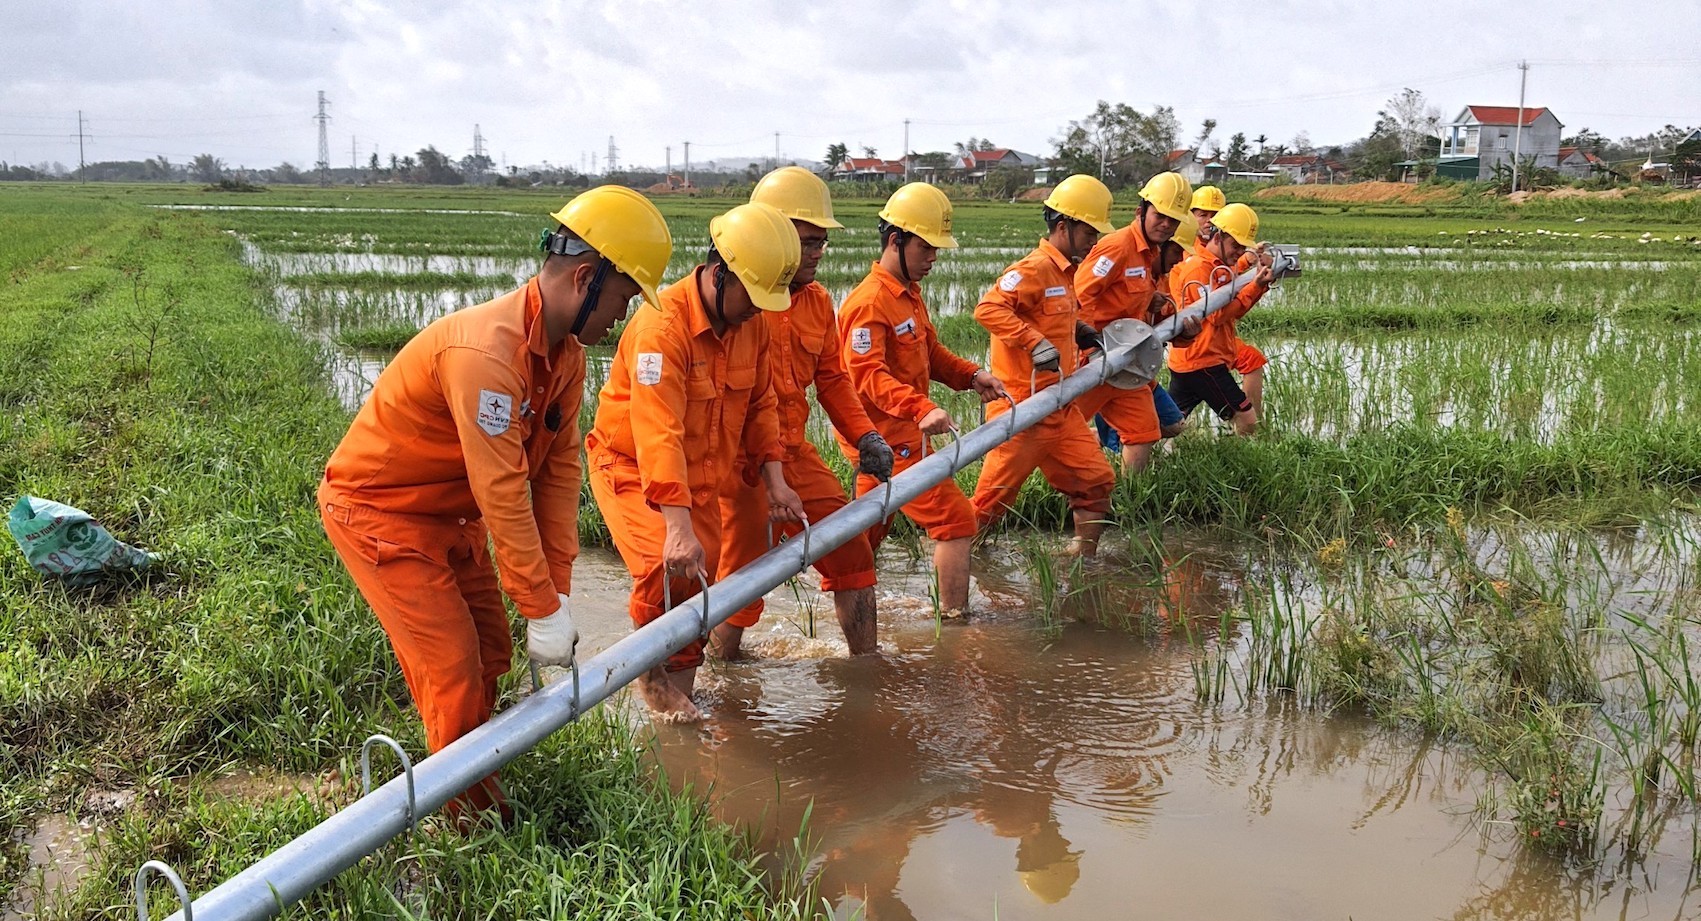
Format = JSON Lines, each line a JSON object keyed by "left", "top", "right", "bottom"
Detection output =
{"left": 1438, "top": 105, "right": 1563, "bottom": 180}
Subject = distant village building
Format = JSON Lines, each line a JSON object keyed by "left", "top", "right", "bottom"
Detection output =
{"left": 1268, "top": 154, "right": 1349, "bottom": 184}
{"left": 1438, "top": 105, "right": 1563, "bottom": 180}
{"left": 835, "top": 157, "right": 906, "bottom": 182}
{"left": 1556, "top": 147, "right": 1607, "bottom": 179}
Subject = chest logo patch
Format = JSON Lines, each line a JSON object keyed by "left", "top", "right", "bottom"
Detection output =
{"left": 1044, "top": 285, "right": 1067, "bottom": 298}
{"left": 894, "top": 318, "right": 917, "bottom": 336}
{"left": 636, "top": 352, "right": 664, "bottom": 386}
{"left": 1125, "top": 266, "right": 1147, "bottom": 278}
{"left": 476, "top": 390, "right": 513, "bottom": 437}
{"left": 851, "top": 327, "right": 873, "bottom": 354}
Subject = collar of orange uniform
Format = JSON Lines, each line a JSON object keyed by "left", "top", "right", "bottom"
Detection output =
{"left": 869, "top": 261, "right": 920, "bottom": 300}
{"left": 680, "top": 265, "right": 717, "bottom": 341}
{"left": 1195, "top": 241, "right": 1225, "bottom": 270}
{"left": 521, "top": 277, "right": 562, "bottom": 371}
{"left": 1036, "top": 238, "right": 1071, "bottom": 273}
{"left": 1125, "top": 220, "right": 1153, "bottom": 257}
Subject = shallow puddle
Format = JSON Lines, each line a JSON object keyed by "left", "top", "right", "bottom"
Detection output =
{"left": 4, "top": 815, "right": 96, "bottom": 921}
{"left": 541, "top": 536, "right": 1701, "bottom": 921}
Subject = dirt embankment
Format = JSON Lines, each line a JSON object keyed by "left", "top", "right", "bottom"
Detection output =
{"left": 1253, "top": 181, "right": 1461, "bottom": 205}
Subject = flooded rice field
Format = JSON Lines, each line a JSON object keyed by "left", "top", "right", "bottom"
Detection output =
{"left": 556, "top": 520, "right": 1701, "bottom": 921}
{"left": 196, "top": 218, "right": 1701, "bottom": 919}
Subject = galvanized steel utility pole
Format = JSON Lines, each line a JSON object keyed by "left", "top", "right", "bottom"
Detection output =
{"left": 1511, "top": 60, "right": 1529, "bottom": 193}
{"left": 313, "top": 91, "right": 331, "bottom": 187}
{"left": 144, "top": 252, "right": 1298, "bottom": 921}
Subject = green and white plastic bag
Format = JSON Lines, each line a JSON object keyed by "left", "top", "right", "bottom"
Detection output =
{"left": 7, "top": 495, "right": 160, "bottom": 585}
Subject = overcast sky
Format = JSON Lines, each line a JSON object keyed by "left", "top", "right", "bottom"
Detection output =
{"left": 3, "top": 0, "right": 1698, "bottom": 172}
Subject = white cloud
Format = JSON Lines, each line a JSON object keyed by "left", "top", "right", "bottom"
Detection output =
{"left": 1, "top": 0, "right": 1696, "bottom": 170}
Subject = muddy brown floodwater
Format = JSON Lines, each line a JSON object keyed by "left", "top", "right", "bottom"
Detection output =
{"left": 561, "top": 546, "right": 1699, "bottom": 921}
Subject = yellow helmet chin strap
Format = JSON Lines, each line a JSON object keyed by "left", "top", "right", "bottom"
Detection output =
{"left": 541, "top": 229, "right": 613, "bottom": 337}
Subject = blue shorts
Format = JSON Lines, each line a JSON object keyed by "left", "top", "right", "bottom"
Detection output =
{"left": 1152, "top": 384, "right": 1184, "bottom": 429}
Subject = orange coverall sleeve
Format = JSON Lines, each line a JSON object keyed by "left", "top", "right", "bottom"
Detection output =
{"left": 529, "top": 383, "right": 583, "bottom": 597}
{"left": 1073, "top": 242, "right": 1125, "bottom": 330}
{"left": 437, "top": 346, "right": 558, "bottom": 619}
{"left": 1177, "top": 260, "right": 1267, "bottom": 323}
{"left": 841, "top": 302, "right": 938, "bottom": 422}
{"left": 974, "top": 274, "right": 1046, "bottom": 353}
{"left": 742, "top": 323, "right": 785, "bottom": 467}
{"left": 815, "top": 313, "right": 880, "bottom": 444}
{"left": 624, "top": 322, "right": 694, "bottom": 510}
{"left": 927, "top": 326, "right": 981, "bottom": 392}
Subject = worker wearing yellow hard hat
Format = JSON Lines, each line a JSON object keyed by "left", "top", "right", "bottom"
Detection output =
{"left": 970, "top": 174, "right": 1117, "bottom": 556}
{"left": 712, "top": 167, "right": 890, "bottom": 660}
{"left": 1186, "top": 185, "right": 1270, "bottom": 422}
{"left": 838, "top": 181, "right": 1007, "bottom": 619}
{"left": 1166, "top": 202, "right": 1274, "bottom": 436}
{"left": 319, "top": 185, "right": 672, "bottom": 828}
{"left": 587, "top": 201, "right": 807, "bottom": 720}
{"left": 1073, "top": 171, "right": 1203, "bottom": 472}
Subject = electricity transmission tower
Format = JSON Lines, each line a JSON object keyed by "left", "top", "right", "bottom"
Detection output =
{"left": 314, "top": 91, "right": 331, "bottom": 186}
{"left": 606, "top": 136, "right": 618, "bottom": 174}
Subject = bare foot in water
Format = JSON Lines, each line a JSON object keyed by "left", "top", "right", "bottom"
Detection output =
{"left": 637, "top": 667, "right": 702, "bottom": 722}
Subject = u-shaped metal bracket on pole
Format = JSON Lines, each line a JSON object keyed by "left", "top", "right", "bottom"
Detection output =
{"left": 1001, "top": 393, "right": 1018, "bottom": 439}
{"left": 1208, "top": 264, "right": 1235, "bottom": 289}
{"left": 944, "top": 427, "right": 964, "bottom": 471}
{"left": 360, "top": 734, "right": 416, "bottom": 835}
{"left": 135, "top": 860, "right": 192, "bottom": 921}
{"left": 695, "top": 572, "right": 712, "bottom": 642}
{"left": 794, "top": 518, "right": 813, "bottom": 567}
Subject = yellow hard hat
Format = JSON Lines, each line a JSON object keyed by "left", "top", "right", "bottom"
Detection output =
{"left": 1138, "top": 171, "right": 1193, "bottom": 222}
{"left": 1043, "top": 174, "right": 1115, "bottom": 234}
{"left": 878, "top": 182, "right": 958, "bottom": 248}
{"left": 549, "top": 186, "right": 673, "bottom": 308}
{"left": 1211, "top": 202, "right": 1260, "bottom": 247}
{"left": 709, "top": 202, "right": 801, "bottom": 312}
{"left": 1191, "top": 185, "right": 1226, "bottom": 212}
{"left": 1173, "top": 217, "right": 1198, "bottom": 249}
{"left": 751, "top": 166, "right": 843, "bottom": 229}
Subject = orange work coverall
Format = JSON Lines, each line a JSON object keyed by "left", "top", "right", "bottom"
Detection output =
{"left": 970, "top": 239, "right": 1114, "bottom": 527}
{"left": 319, "top": 278, "right": 582, "bottom": 819}
{"left": 837, "top": 262, "right": 981, "bottom": 546}
{"left": 1167, "top": 246, "right": 1270, "bottom": 374}
{"left": 586, "top": 267, "right": 784, "bottom": 671}
{"left": 717, "top": 282, "right": 879, "bottom": 629}
{"left": 1072, "top": 222, "right": 1175, "bottom": 446}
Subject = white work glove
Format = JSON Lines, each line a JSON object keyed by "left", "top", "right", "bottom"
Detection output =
{"left": 1030, "top": 340, "right": 1060, "bottom": 373}
{"left": 527, "top": 593, "right": 579, "bottom": 666}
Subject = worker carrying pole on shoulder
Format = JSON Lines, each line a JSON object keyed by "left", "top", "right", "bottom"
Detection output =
{"left": 587, "top": 202, "right": 807, "bottom": 721}
{"left": 1073, "top": 171, "right": 1203, "bottom": 473}
{"left": 969, "top": 174, "right": 1117, "bottom": 557}
{"left": 837, "top": 182, "right": 1008, "bottom": 620}
{"left": 713, "top": 167, "right": 892, "bottom": 659}
{"left": 1167, "top": 202, "right": 1274, "bottom": 436}
{"left": 318, "top": 186, "right": 672, "bottom": 829}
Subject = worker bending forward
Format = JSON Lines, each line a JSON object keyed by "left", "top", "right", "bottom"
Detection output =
{"left": 1187, "top": 185, "right": 1271, "bottom": 423}
{"left": 1166, "top": 202, "right": 1274, "bottom": 436}
{"left": 838, "top": 182, "right": 1007, "bottom": 619}
{"left": 319, "top": 188, "right": 671, "bottom": 826}
{"left": 714, "top": 168, "right": 894, "bottom": 658}
{"left": 1074, "top": 172, "right": 1201, "bottom": 472}
{"left": 587, "top": 203, "right": 807, "bottom": 720}
{"left": 970, "top": 175, "right": 1117, "bottom": 557}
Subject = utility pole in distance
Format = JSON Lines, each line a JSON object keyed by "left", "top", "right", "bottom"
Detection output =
{"left": 76, "top": 110, "right": 87, "bottom": 183}
{"left": 314, "top": 91, "right": 332, "bottom": 187}
{"left": 1511, "top": 60, "right": 1529, "bottom": 193}
{"left": 903, "top": 118, "right": 911, "bottom": 181}
{"left": 683, "top": 140, "right": 691, "bottom": 190}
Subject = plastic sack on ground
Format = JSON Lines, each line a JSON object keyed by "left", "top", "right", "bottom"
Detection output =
{"left": 7, "top": 495, "right": 161, "bottom": 586}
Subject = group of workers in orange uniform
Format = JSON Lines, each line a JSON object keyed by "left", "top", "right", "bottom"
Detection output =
{"left": 315, "top": 166, "right": 1274, "bottom": 824}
